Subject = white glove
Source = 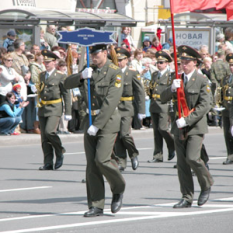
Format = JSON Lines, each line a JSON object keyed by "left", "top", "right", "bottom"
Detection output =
{"left": 82, "top": 67, "right": 93, "bottom": 79}
{"left": 64, "top": 115, "right": 72, "bottom": 121}
{"left": 176, "top": 117, "right": 188, "bottom": 128}
{"left": 145, "top": 95, "right": 150, "bottom": 100}
{"left": 138, "top": 113, "right": 146, "bottom": 120}
{"left": 87, "top": 125, "right": 99, "bottom": 136}
{"left": 171, "top": 79, "right": 181, "bottom": 92}
{"left": 30, "top": 85, "right": 37, "bottom": 93}
{"left": 231, "top": 126, "right": 233, "bottom": 137}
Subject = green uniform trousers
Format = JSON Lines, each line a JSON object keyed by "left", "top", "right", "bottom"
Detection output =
{"left": 114, "top": 116, "right": 139, "bottom": 169}
{"left": 39, "top": 116, "right": 65, "bottom": 165}
{"left": 174, "top": 134, "right": 214, "bottom": 203}
{"left": 151, "top": 112, "right": 175, "bottom": 160}
{"left": 84, "top": 130, "right": 126, "bottom": 209}
{"left": 222, "top": 116, "right": 233, "bottom": 161}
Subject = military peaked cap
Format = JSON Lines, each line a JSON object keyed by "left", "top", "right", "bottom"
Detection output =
{"left": 89, "top": 44, "right": 107, "bottom": 54}
{"left": 115, "top": 47, "right": 131, "bottom": 59}
{"left": 178, "top": 45, "right": 202, "bottom": 60}
{"left": 155, "top": 50, "right": 173, "bottom": 62}
{"left": 41, "top": 49, "right": 59, "bottom": 61}
{"left": 171, "top": 51, "right": 181, "bottom": 63}
{"left": 226, "top": 53, "right": 233, "bottom": 64}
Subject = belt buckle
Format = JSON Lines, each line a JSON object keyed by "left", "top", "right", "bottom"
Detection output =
{"left": 91, "top": 110, "right": 95, "bottom": 116}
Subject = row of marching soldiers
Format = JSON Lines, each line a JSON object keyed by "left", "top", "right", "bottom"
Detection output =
{"left": 36, "top": 43, "right": 232, "bottom": 217}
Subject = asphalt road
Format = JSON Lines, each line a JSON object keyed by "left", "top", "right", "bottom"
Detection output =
{"left": 1, "top": 127, "right": 233, "bottom": 233}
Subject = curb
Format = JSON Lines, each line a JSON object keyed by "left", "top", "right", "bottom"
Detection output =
{"left": 0, "top": 127, "right": 222, "bottom": 147}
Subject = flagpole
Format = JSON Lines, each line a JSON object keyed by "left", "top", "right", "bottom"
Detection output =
{"left": 169, "top": 0, "right": 181, "bottom": 119}
{"left": 86, "top": 46, "right": 92, "bottom": 126}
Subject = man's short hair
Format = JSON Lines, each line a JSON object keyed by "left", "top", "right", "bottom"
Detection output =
{"left": 13, "top": 39, "right": 24, "bottom": 49}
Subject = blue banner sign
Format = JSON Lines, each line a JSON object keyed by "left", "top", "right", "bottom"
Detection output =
{"left": 57, "top": 27, "right": 116, "bottom": 46}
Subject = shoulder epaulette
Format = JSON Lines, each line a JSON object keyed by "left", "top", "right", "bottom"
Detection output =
{"left": 109, "top": 63, "right": 118, "bottom": 70}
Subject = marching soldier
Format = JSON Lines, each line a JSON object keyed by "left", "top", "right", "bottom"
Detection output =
{"left": 114, "top": 47, "right": 145, "bottom": 171}
{"left": 148, "top": 50, "right": 175, "bottom": 163}
{"left": 64, "top": 44, "right": 126, "bottom": 217}
{"left": 221, "top": 53, "right": 233, "bottom": 165}
{"left": 38, "top": 50, "right": 71, "bottom": 170}
{"left": 161, "top": 45, "right": 214, "bottom": 208}
{"left": 210, "top": 49, "right": 230, "bottom": 126}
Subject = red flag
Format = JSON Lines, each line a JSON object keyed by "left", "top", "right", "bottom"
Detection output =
{"left": 171, "top": 0, "right": 216, "bottom": 14}
{"left": 226, "top": 2, "right": 233, "bottom": 20}
{"left": 215, "top": 0, "right": 232, "bottom": 10}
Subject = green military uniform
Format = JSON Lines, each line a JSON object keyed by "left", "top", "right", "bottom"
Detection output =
{"left": 149, "top": 50, "right": 175, "bottom": 162}
{"left": 64, "top": 56, "right": 125, "bottom": 210}
{"left": 114, "top": 56, "right": 145, "bottom": 169}
{"left": 161, "top": 45, "right": 214, "bottom": 205}
{"left": 221, "top": 53, "right": 233, "bottom": 164}
{"left": 38, "top": 52, "right": 71, "bottom": 169}
{"left": 210, "top": 57, "right": 230, "bottom": 89}
{"left": 210, "top": 52, "right": 231, "bottom": 126}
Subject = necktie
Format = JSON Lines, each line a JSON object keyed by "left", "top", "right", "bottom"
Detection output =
{"left": 45, "top": 72, "right": 49, "bottom": 80}
{"left": 229, "top": 74, "right": 232, "bottom": 84}
{"left": 184, "top": 75, "right": 188, "bottom": 86}
{"left": 158, "top": 72, "right": 161, "bottom": 79}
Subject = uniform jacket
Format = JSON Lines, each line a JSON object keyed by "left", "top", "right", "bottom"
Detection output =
{"left": 64, "top": 59, "right": 124, "bottom": 133}
{"left": 149, "top": 69, "right": 174, "bottom": 113}
{"left": 30, "top": 62, "right": 46, "bottom": 84}
{"left": 221, "top": 74, "right": 233, "bottom": 117}
{"left": 210, "top": 59, "right": 230, "bottom": 87}
{"left": 38, "top": 69, "right": 71, "bottom": 117}
{"left": 118, "top": 67, "right": 145, "bottom": 117}
{"left": 160, "top": 70, "right": 210, "bottom": 136}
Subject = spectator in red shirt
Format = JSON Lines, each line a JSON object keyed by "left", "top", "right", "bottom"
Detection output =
{"left": 151, "top": 36, "right": 162, "bottom": 51}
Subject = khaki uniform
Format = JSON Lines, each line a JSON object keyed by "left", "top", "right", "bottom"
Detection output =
{"left": 114, "top": 67, "right": 145, "bottom": 169}
{"left": 210, "top": 60, "right": 231, "bottom": 125}
{"left": 149, "top": 69, "right": 175, "bottom": 161}
{"left": 38, "top": 70, "right": 71, "bottom": 166}
{"left": 221, "top": 74, "right": 233, "bottom": 162}
{"left": 64, "top": 60, "right": 126, "bottom": 210}
{"left": 161, "top": 70, "right": 214, "bottom": 203}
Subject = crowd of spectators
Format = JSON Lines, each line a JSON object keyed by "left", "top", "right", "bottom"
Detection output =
{"left": 1, "top": 25, "right": 233, "bottom": 135}
{"left": 0, "top": 26, "right": 83, "bottom": 136}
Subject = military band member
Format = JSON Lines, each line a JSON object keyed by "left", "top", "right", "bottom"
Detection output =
{"left": 222, "top": 53, "right": 233, "bottom": 165}
{"left": 148, "top": 50, "right": 175, "bottom": 163}
{"left": 38, "top": 50, "right": 71, "bottom": 170}
{"left": 64, "top": 44, "right": 126, "bottom": 217}
{"left": 210, "top": 50, "right": 230, "bottom": 126}
{"left": 161, "top": 45, "right": 214, "bottom": 208}
{"left": 114, "top": 47, "right": 145, "bottom": 171}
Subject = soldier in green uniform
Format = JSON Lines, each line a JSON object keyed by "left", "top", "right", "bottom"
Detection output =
{"left": 148, "top": 50, "right": 175, "bottom": 163}
{"left": 161, "top": 45, "right": 214, "bottom": 208}
{"left": 221, "top": 53, "right": 233, "bottom": 165}
{"left": 38, "top": 50, "right": 71, "bottom": 170}
{"left": 210, "top": 49, "right": 231, "bottom": 126}
{"left": 64, "top": 44, "right": 126, "bottom": 217}
{"left": 113, "top": 47, "right": 145, "bottom": 171}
